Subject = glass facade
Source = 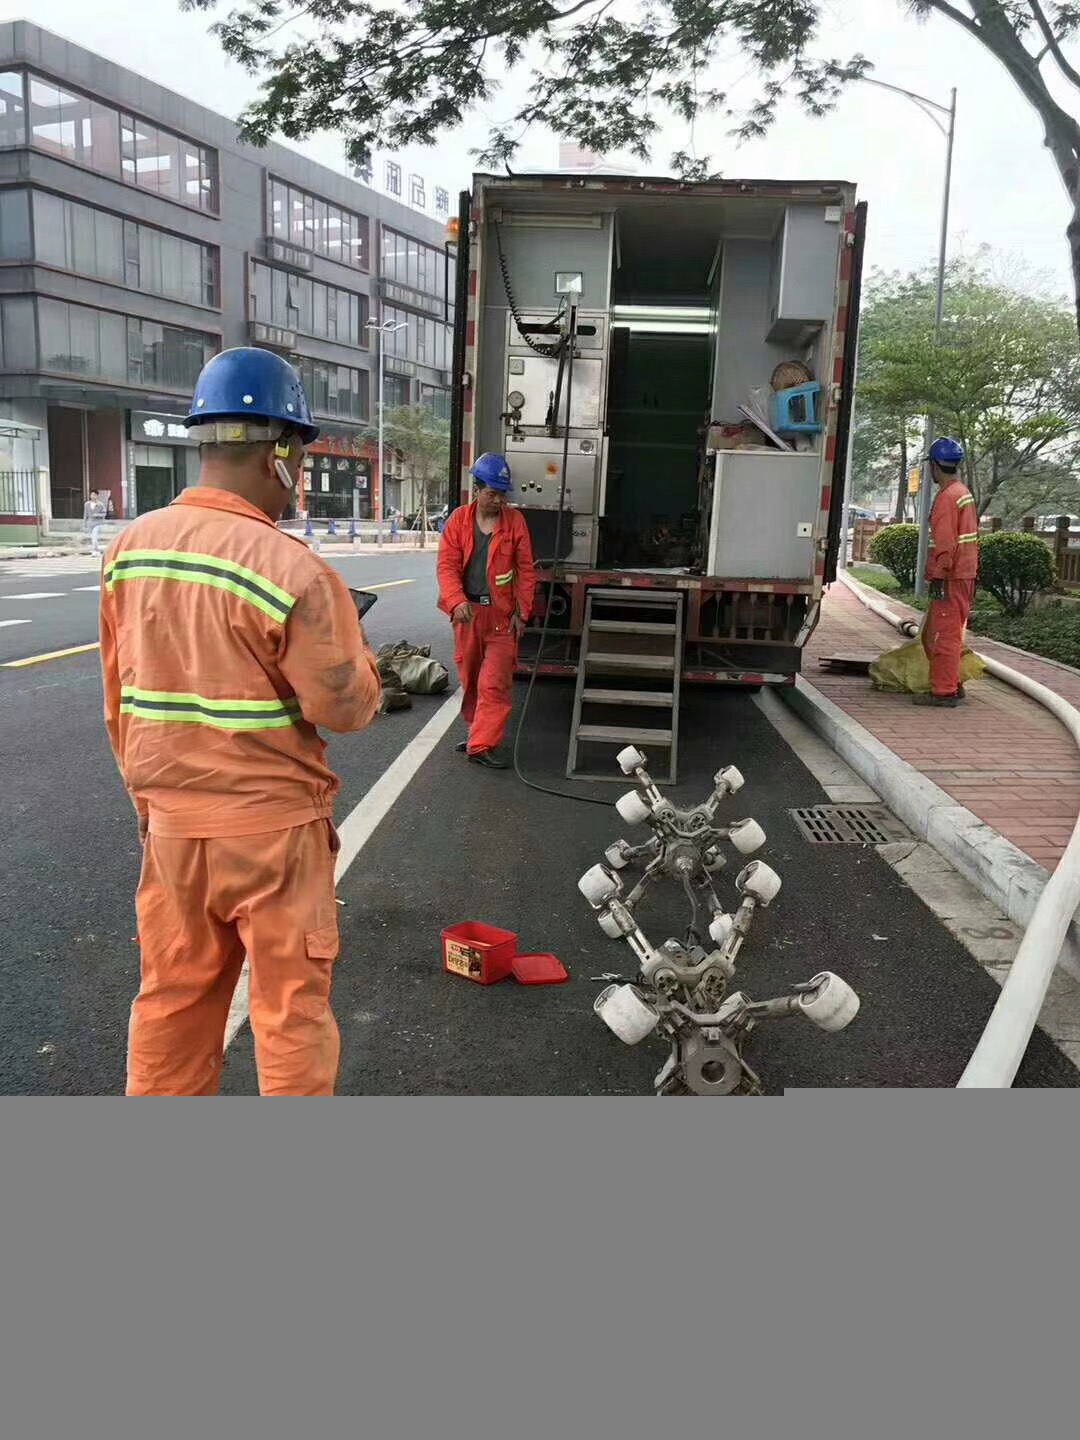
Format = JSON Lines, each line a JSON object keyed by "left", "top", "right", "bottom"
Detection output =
{"left": 28, "top": 191, "right": 218, "bottom": 306}
{"left": 0, "top": 187, "right": 32, "bottom": 260}
{"left": 0, "top": 71, "right": 218, "bottom": 212}
{"left": 0, "top": 296, "right": 37, "bottom": 368}
{"left": 268, "top": 178, "right": 369, "bottom": 270}
{"left": 381, "top": 228, "right": 455, "bottom": 308}
{"left": 383, "top": 305, "right": 451, "bottom": 373}
{"left": 34, "top": 297, "right": 216, "bottom": 389}
{"left": 294, "top": 357, "right": 369, "bottom": 421}
{"left": 249, "top": 261, "right": 366, "bottom": 346}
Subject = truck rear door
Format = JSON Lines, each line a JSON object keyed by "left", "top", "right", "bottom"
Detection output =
{"left": 824, "top": 200, "right": 868, "bottom": 582}
{"left": 446, "top": 187, "right": 471, "bottom": 516}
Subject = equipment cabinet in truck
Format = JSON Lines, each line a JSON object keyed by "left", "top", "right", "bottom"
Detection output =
{"left": 446, "top": 173, "right": 866, "bottom": 780}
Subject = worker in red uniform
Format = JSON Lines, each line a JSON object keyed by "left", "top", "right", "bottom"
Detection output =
{"left": 100, "top": 348, "right": 381, "bottom": 1095}
{"left": 437, "top": 453, "right": 536, "bottom": 768}
{"left": 917, "top": 436, "right": 979, "bottom": 708}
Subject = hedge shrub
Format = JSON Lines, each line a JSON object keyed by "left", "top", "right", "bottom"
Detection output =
{"left": 976, "top": 532, "right": 1055, "bottom": 616}
{"left": 868, "top": 524, "right": 920, "bottom": 591}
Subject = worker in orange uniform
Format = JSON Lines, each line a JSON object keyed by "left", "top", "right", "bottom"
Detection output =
{"left": 100, "top": 348, "right": 381, "bottom": 1095}
{"left": 437, "top": 453, "right": 536, "bottom": 768}
{"left": 916, "top": 436, "right": 979, "bottom": 709}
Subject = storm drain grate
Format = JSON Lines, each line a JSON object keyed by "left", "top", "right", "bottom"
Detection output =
{"left": 789, "top": 805, "right": 909, "bottom": 846}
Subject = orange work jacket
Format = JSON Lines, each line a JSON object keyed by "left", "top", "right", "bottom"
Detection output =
{"left": 436, "top": 501, "right": 537, "bottom": 623}
{"left": 927, "top": 479, "right": 979, "bottom": 581}
{"left": 99, "top": 488, "right": 381, "bottom": 838}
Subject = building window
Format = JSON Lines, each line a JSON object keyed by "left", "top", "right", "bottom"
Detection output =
{"left": 384, "top": 374, "right": 412, "bottom": 409}
{"left": 35, "top": 297, "right": 215, "bottom": 388}
{"left": 6, "top": 70, "right": 217, "bottom": 211}
{"left": 381, "top": 228, "right": 454, "bottom": 306}
{"left": 420, "top": 385, "right": 451, "bottom": 421}
{"left": 0, "top": 71, "right": 26, "bottom": 147}
{"left": 0, "top": 187, "right": 32, "bottom": 260}
{"left": 385, "top": 161, "right": 402, "bottom": 197}
{"left": 295, "top": 356, "right": 369, "bottom": 421}
{"left": 267, "top": 177, "right": 369, "bottom": 269}
{"left": 0, "top": 296, "right": 37, "bottom": 368}
{"left": 30, "top": 191, "right": 218, "bottom": 306}
{"left": 383, "top": 306, "right": 452, "bottom": 373}
{"left": 249, "top": 262, "right": 366, "bottom": 346}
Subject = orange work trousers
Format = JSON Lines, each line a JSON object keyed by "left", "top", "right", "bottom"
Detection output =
{"left": 128, "top": 818, "right": 341, "bottom": 1095}
{"left": 923, "top": 578, "right": 976, "bottom": 698}
{"left": 454, "top": 606, "right": 518, "bottom": 754}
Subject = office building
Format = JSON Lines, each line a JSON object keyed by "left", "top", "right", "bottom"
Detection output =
{"left": 0, "top": 20, "right": 455, "bottom": 540}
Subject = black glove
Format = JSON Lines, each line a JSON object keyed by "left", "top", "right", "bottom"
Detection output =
{"left": 928, "top": 579, "right": 946, "bottom": 602}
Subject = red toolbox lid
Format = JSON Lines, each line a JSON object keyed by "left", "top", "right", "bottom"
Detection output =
{"left": 511, "top": 952, "right": 569, "bottom": 986}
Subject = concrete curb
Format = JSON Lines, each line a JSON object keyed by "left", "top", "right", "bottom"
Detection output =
{"left": 783, "top": 674, "right": 1080, "bottom": 983}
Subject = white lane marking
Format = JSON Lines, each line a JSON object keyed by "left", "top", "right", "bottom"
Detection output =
{"left": 0, "top": 618, "right": 32, "bottom": 628}
{"left": 1, "top": 592, "right": 64, "bottom": 601}
{"left": 73, "top": 585, "right": 101, "bottom": 592}
{"left": 224, "top": 689, "right": 463, "bottom": 1050}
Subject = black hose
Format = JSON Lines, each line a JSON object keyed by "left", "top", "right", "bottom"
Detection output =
{"left": 494, "top": 218, "right": 563, "bottom": 358}
{"left": 512, "top": 304, "right": 612, "bottom": 809}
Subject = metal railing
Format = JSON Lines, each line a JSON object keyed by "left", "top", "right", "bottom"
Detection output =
{"left": 0, "top": 471, "right": 37, "bottom": 516}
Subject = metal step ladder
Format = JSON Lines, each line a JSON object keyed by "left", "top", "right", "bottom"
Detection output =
{"left": 566, "top": 588, "right": 684, "bottom": 783}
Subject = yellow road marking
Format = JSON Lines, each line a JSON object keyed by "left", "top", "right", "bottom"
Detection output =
{"left": 2, "top": 642, "right": 100, "bottom": 669}
{"left": 1, "top": 580, "right": 414, "bottom": 668}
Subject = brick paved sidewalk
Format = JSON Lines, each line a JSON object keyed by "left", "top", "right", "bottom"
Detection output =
{"left": 807, "top": 581, "right": 1080, "bottom": 872}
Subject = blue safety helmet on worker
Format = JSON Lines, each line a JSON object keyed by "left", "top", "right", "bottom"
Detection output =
{"left": 470, "top": 452, "right": 513, "bottom": 493}
{"left": 184, "top": 347, "right": 320, "bottom": 446}
{"left": 927, "top": 437, "right": 965, "bottom": 471}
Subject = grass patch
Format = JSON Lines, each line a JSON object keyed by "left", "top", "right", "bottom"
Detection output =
{"left": 845, "top": 569, "right": 1080, "bottom": 668}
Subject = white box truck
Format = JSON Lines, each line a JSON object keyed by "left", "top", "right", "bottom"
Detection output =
{"left": 445, "top": 173, "right": 867, "bottom": 779}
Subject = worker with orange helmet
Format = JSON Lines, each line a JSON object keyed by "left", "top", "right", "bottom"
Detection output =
{"left": 100, "top": 347, "right": 381, "bottom": 1095}
{"left": 437, "top": 453, "right": 536, "bottom": 767}
{"left": 917, "top": 436, "right": 979, "bottom": 708}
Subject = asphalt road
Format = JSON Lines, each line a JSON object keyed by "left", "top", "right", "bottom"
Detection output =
{"left": 2, "top": 545, "right": 1076, "bottom": 1094}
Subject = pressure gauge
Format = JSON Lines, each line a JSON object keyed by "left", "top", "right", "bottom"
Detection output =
{"left": 507, "top": 390, "right": 525, "bottom": 410}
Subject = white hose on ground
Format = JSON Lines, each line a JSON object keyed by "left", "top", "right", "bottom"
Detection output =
{"left": 837, "top": 571, "right": 1080, "bottom": 1089}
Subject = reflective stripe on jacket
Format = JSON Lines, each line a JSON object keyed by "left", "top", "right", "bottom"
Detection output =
{"left": 927, "top": 479, "right": 979, "bottom": 581}
{"left": 436, "top": 501, "right": 537, "bottom": 622}
{"left": 99, "top": 488, "right": 381, "bottom": 838}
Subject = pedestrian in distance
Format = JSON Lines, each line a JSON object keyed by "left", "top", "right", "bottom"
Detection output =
{"left": 84, "top": 489, "right": 107, "bottom": 556}
{"left": 436, "top": 453, "right": 536, "bottom": 769}
{"left": 99, "top": 347, "right": 381, "bottom": 1095}
{"left": 916, "top": 436, "right": 979, "bottom": 709}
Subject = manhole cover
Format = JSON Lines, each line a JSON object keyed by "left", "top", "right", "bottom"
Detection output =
{"left": 790, "top": 804, "right": 909, "bottom": 845}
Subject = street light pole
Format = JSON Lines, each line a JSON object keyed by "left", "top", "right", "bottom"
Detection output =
{"left": 850, "top": 76, "right": 956, "bottom": 596}
{"left": 916, "top": 85, "right": 958, "bottom": 598}
{"left": 366, "top": 317, "right": 408, "bottom": 542}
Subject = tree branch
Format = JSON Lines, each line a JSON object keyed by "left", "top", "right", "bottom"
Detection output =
{"left": 1028, "top": 0, "right": 1080, "bottom": 89}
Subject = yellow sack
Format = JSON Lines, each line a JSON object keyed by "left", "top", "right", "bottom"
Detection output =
{"left": 869, "top": 619, "right": 985, "bottom": 695}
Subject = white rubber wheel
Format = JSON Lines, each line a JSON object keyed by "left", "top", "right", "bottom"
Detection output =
{"left": 716, "top": 765, "right": 745, "bottom": 795}
{"left": 708, "top": 911, "right": 734, "bottom": 947}
{"left": 616, "top": 790, "right": 652, "bottom": 827}
{"left": 598, "top": 910, "right": 623, "bottom": 939}
{"left": 799, "top": 972, "right": 860, "bottom": 1032}
{"left": 730, "top": 819, "right": 766, "bottom": 856}
{"left": 578, "top": 863, "right": 620, "bottom": 907}
{"left": 737, "top": 860, "right": 782, "bottom": 906}
{"left": 617, "top": 745, "right": 647, "bottom": 776}
{"left": 604, "top": 842, "right": 630, "bottom": 870}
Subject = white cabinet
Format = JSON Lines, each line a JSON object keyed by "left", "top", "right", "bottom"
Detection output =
{"left": 767, "top": 207, "right": 842, "bottom": 345}
{"left": 706, "top": 451, "right": 823, "bottom": 580}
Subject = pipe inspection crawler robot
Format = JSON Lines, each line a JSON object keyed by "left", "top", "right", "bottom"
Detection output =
{"left": 578, "top": 747, "right": 861, "bottom": 1095}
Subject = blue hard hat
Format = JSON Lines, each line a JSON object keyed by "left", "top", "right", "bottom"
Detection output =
{"left": 470, "top": 452, "right": 512, "bottom": 492}
{"left": 185, "top": 347, "right": 319, "bottom": 444}
{"left": 928, "top": 437, "right": 965, "bottom": 468}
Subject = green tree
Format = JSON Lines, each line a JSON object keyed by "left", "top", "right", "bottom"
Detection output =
{"left": 363, "top": 405, "right": 450, "bottom": 549}
{"left": 182, "top": 3, "right": 1080, "bottom": 330}
{"left": 855, "top": 255, "right": 1080, "bottom": 516}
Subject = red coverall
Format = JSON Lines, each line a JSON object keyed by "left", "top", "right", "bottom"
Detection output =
{"left": 436, "top": 501, "right": 536, "bottom": 753}
{"left": 924, "top": 478, "right": 979, "bottom": 697}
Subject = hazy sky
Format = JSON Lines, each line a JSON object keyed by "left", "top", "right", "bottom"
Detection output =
{"left": 2, "top": 0, "right": 1076, "bottom": 299}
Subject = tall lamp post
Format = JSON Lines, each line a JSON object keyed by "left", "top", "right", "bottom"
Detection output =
{"left": 366, "top": 316, "right": 409, "bottom": 537}
{"left": 851, "top": 76, "right": 956, "bottom": 597}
